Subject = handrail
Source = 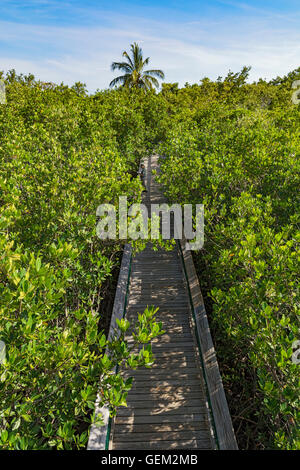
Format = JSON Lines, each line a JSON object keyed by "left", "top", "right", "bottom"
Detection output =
{"left": 179, "top": 236, "right": 238, "bottom": 450}
{"left": 87, "top": 244, "right": 132, "bottom": 450}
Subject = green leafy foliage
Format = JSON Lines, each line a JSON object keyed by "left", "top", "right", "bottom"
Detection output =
{"left": 0, "top": 74, "right": 164, "bottom": 449}
{"left": 157, "top": 69, "right": 300, "bottom": 449}
{"left": 0, "top": 66, "right": 299, "bottom": 450}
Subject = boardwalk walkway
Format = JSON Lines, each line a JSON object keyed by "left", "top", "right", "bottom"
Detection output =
{"left": 110, "top": 155, "right": 216, "bottom": 450}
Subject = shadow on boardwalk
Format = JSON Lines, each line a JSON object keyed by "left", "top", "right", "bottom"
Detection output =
{"left": 110, "top": 155, "right": 215, "bottom": 450}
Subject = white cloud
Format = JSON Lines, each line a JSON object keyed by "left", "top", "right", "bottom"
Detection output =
{"left": 0, "top": 7, "right": 299, "bottom": 92}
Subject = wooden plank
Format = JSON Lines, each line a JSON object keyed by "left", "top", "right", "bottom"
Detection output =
{"left": 126, "top": 324, "right": 190, "bottom": 332}
{"left": 130, "top": 281, "right": 184, "bottom": 287}
{"left": 113, "top": 430, "right": 210, "bottom": 442}
{"left": 122, "top": 372, "right": 201, "bottom": 382}
{"left": 126, "top": 319, "right": 189, "bottom": 326}
{"left": 126, "top": 309, "right": 189, "bottom": 315}
{"left": 133, "top": 260, "right": 179, "bottom": 265}
{"left": 150, "top": 343, "right": 195, "bottom": 350}
{"left": 125, "top": 391, "right": 204, "bottom": 401}
{"left": 127, "top": 305, "right": 190, "bottom": 310}
{"left": 126, "top": 330, "right": 192, "bottom": 338}
{"left": 123, "top": 367, "right": 199, "bottom": 376}
{"left": 143, "top": 361, "right": 200, "bottom": 369}
{"left": 125, "top": 382, "right": 199, "bottom": 394}
{"left": 115, "top": 413, "right": 209, "bottom": 425}
{"left": 128, "top": 299, "right": 189, "bottom": 305}
{"left": 179, "top": 237, "right": 238, "bottom": 450}
{"left": 126, "top": 336, "right": 193, "bottom": 345}
{"left": 112, "top": 440, "right": 211, "bottom": 450}
{"left": 113, "top": 422, "right": 207, "bottom": 433}
{"left": 123, "top": 398, "right": 205, "bottom": 409}
{"left": 87, "top": 244, "right": 132, "bottom": 450}
{"left": 126, "top": 309, "right": 191, "bottom": 315}
{"left": 132, "top": 269, "right": 182, "bottom": 274}
{"left": 128, "top": 306, "right": 189, "bottom": 312}
{"left": 131, "top": 348, "right": 196, "bottom": 357}
{"left": 127, "top": 321, "right": 191, "bottom": 336}
{"left": 130, "top": 380, "right": 202, "bottom": 390}
{"left": 128, "top": 305, "right": 186, "bottom": 311}
{"left": 132, "top": 261, "right": 180, "bottom": 266}
{"left": 117, "top": 406, "right": 207, "bottom": 417}
{"left": 127, "top": 324, "right": 191, "bottom": 331}
{"left": 132, "top": 258, "right": 179, "bottom": 263}
{"left": 126, "top": 311, "right": 190, "bottom": 317}
{"left": 128, "top": 291, "right": 186, "bottom": 298}
{"left": 132, "top": 273, "right": 183, "bottom": 278}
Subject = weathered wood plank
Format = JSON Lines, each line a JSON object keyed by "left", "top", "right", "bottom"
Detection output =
{"left": 117, "top": 405, "right": 208, "bottom": 417}
{"left": 128, "top": 381, "right": 203, "bottom": 391}
{"left": 125, "top": 391, "right": 204, "bottom": 401}
{"left": 127, "top": 310, "right": 189, "bottom": 316}
{"left": 132, "top": 274, "right": 183, "bottom": 278}
{"left": 115, "top": 413, "right": 209, "bottom": 425}
{"left": 122, "top": 372, "right": 201, "bottom": 382}
{"left": 150, "top": 347, "right": 196, "bottom": 354}
{"left": 127, "top": 325, "right": 191, "bottom": 334}
{"left": 126, "top": 310, "right": 190, "bottom": 317}
{"left": 122, "top": 398, "right": 205, "bottom": 409}
{"left": 153, "top": 341, "right": 195, "bottom": 351}
{"left": 126, "top": 336, "right": 193, "bottom": 345}
{"left": 123, "top": 366, "right": 201, "bottom": 375}
{"left": 114, "top": 430, "right": 211, "bottom": 442}
{"left": 114, "top": 422, "right": 207, "bottom": 433}
{"left": 142, "top": 361, "right": 200, "bottom": 369}
{"left": 112, "top": 440, "right": 211, "bottom": 450}
{"left": 130, "top": 281, "right": 184, "bottom": 287}
{"left": 128, "top": 291, "right": 185, "bottom": 297}
{"left": 129, "top": 380, "right": 202, "bottom": 389}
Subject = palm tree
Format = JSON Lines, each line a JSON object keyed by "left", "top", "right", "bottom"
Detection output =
{"left": 110, "top": 42, "right": 165, "bottom": 90}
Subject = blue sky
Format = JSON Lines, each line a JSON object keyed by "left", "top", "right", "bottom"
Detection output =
{"left": 0, "top": 0, "right": 299, "bottom": 91}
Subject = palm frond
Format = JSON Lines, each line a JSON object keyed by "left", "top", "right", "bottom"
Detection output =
{"left": 132, "top": 42, "right": 143, "bottom": 70}
{"left": 122, "top": 51, "right": 134, "bottom": 69}
{"left": 143, "top": 75, "right": 159, "bottom": 89}
{"left": 111, "top": 62, "right": 132, "bottom": 73}
{"left": 142, "top": 57, "right": 150, "bottom": 68}
{"left": 142, "top": 76, "right": 154, "bottom": 90}
{"left": 109, "top": 75, "right": 128, "bottom": 88}
{"left": 144, "top": 69, "right": 165, "bottom": 80}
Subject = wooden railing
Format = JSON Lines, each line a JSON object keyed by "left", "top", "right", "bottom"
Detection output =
{"left": 87, "top": 244, "right": 132, "bottom": 450}
{"left": 179, "top": 237, "right": 238, "bottom": 450}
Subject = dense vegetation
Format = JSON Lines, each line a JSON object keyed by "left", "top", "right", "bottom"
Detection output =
{"left": 0, "top": 75, "right": 164, "bottom": 449}
{"left": 157, "top": 67, "right": 300, "bottom": 450}
{"left": 0, "top": 66, "right": 299, "bottom": 450}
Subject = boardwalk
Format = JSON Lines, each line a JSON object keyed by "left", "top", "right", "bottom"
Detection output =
{"left": 110, "top": 155, "right": 215, "bottom": 450}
